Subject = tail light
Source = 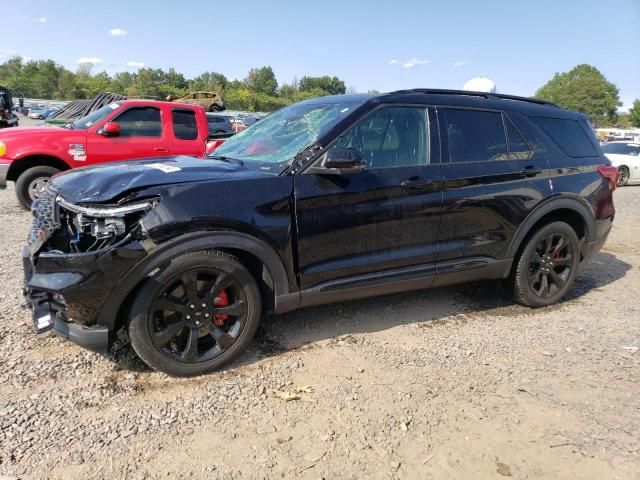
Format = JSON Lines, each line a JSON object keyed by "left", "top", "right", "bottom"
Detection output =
{"left": 597, "top": 165, "right": 618, "bottom": 191}
{"left": 205, "top": 139, "right": 225, "bottom": 155}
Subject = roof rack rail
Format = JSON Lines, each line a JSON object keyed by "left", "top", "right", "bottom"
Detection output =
{"left": 389, "top": 88, "right": 558, "bottom": 107}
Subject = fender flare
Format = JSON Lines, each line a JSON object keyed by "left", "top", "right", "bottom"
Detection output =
{"left": 505, "top": 195, "right": 596, "bottom": 259}
{"left": 96, "top": 231, "right": 292, "bottom": 331}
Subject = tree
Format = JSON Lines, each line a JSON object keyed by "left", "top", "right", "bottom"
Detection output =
{"left": 629, "top": 99, "right": 640, "bottom": 128}
{"left": 190, "top": 71, "right": 228, "bottom": 92}
{"left": 244, "top": 66, "right": 278, "bottom": 96}
{"left": 299, "top": 75, "right": 346, "bottom": 95}
{"left": 534, "top": 64, "right": 621, "bottom": 127}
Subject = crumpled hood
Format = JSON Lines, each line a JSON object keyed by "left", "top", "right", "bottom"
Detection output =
{"left": 51, "top": 156, "right": 272, "bottom": 203}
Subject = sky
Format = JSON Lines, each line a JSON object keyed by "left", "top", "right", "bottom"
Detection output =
{"left": 1, "top": 0, "right": 639, "bottom": 110}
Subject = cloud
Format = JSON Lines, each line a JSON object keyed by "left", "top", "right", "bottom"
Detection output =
{"left": 76, "top": 57, "right": 103, "bottom": 65}
{"left": 109, "top": 28, "right": 128, "bottom": 37}
{"left": 453, "top": 61, "right": 469, "bottom": 67}
{"left": 0, "top": 49, "right": 19, "bottom": 58}
{"left": 402, "top": 57, "right": 429, "bottom": 68}
{"left": 388, "top": 59, "right": 400, "bottom": 65}
{"left": 32, "top": 16, "right": 47, "bottom": 23}
{"left": 127, "top": 61, "right": 145, "bottom": 68}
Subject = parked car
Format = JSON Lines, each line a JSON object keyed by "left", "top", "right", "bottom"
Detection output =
{"left": 172, "top": 92, "right": 225, "bottom": 112}
{"left": 601, "top": 141, "right": 640, "bottom": 186}
{"left": 0, "top": 100, "right": 211, "bottom": 209}
{"left": 206, "top": 113, "right": 234, "bottom": 134}
{"left": 23, "top": 89, "right": 616, "bottom": 377}
{"left": 27, "top": 108, "right": 56, "bottom": 120}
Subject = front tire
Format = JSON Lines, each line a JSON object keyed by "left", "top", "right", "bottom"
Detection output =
{"left": 128, "top": 250, "right": 262, "bottom": 377}
{"left": 507, "top": 221, "right": 580, "bottom": 308}
{"left": 618, "top": 166, "right": 630, "bottom": 187}
{"left": 15, "top": 166, "right": 60, "bottom": 210}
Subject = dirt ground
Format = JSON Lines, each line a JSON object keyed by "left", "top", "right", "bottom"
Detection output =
{"left": 0, "top": 181, "right": 638, "bottom": 480}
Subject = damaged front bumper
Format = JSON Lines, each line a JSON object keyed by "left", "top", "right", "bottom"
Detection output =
{"left": 22, "top": 239, "right": 147, "bottom": 353}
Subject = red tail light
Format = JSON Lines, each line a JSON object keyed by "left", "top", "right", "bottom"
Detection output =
{"left": 205, "top": 139, "right": 225, "bottom": 155}
{"left": 597, "top": 165, "right": 618, "bottom": 191}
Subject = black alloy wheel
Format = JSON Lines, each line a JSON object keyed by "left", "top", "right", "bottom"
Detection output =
{"left": 507, "top": 221, "right": 580, "bottom": 308}
{"left": 527, "top": 232, "right": 574, "bottom": 298}
{"left": 149, "top": 268, "right": 247, "bottom": 363}
{"left": 128, "top": 250, "right": 261, "bottom": 376}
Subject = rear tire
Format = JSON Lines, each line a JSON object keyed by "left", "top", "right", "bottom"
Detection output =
{"left": 15, "top": 166, "right": 60, "bottom": 210}
{"left": 128, "top": 250, "right": 262, "bottom": 377}
{"left": 617, "top": 166, "right": 630, "bottom": 187}
{"left": 507, "top": 221, "right": 580, "bottom": 308}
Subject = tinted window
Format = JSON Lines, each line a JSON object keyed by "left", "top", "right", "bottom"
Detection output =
{"left": 531, "top": 117, "right": 597, "bottom": 157}
{"left": 333, "top": 107, "right": 428, "bottom": 168}
{"left": 506, "top": 117, "right": 532, "bottom": 160}
{"left": 172, "top": 110, "right": 198, "bottom": 140}
{"left": 601, "top": 143, "right": 640, "bottom": 156}
{"left": 443, "top": 109, "right": 507, "bottom": 162}
{"left": 114, "top": 107, "right": 161, "bottom": 137}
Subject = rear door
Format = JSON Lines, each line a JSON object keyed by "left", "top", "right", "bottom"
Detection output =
{"left": 437, "top": 107, "right": 551, "bottom": 266}
{"left": 294, "top": 105, "right": 443, "bottom": 290}
{"left": 171, "top": 107, "right": 207, "bottom": 157}
{"left": 87, "top": 105, "right": 170, "bottom": 164}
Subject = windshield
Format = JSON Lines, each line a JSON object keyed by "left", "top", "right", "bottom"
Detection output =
{"left": 211, "top": 99, "right": 364, "bottom": 172}
{"left": 72, "top": 102, "right": 123, "bottom": 130}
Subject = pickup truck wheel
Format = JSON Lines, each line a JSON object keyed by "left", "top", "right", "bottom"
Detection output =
{"left": 128, "top": 250, "right": 262, "bottom": 377}
{"left": 15, "top": 166, "right": 60, "bottom": 210}
{"left": 507, "top": 221, "right": 580, "bottom": 308}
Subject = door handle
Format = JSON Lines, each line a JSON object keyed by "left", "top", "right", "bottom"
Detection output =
{"left": 520, "top": 166, "right": 543, "bottom": 177}
{"left": 401, "top": 177, "right": 433, "bottom": 190}
{"left": 154, "top": 147, "right": 169, "bottom": 153}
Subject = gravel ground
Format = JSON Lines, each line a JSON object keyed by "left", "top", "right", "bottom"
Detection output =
{"left": 0, "top": 181, "right": 639, "bottom": 480}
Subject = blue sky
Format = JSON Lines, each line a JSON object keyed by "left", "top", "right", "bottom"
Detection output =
{"left": 2, "top": 0, "right": 639, "bottom": 110}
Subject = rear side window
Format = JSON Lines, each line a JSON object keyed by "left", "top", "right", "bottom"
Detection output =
{"left": 531, "top": 117, "right": 597, "bottom": 157}
{"left": 443, "top": 109, "right": 507, "bottom": 162}
{"left": 114, "top": 107, "right": 161, "bottom": 137}
{"left": 173, "top": 109, "right": 198, "bottom": 140}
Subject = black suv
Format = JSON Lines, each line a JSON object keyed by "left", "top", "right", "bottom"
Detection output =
{"left": 23, "top": 89, "right": 617, "bottom": 376}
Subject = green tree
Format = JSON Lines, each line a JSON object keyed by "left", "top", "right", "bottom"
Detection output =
{"left": 534, "top": 64, "right": 621, "bottom": 127}
{"left": 299, "top": 75, "right": 346, "bottom": 95}
{"left": 628, "top": 99, "right": 640, "bottom": 128}
{"left": 190, "top": 71, "right": 228, "bottom": 92}
{"left": 244, "top": 66, "right": 278, "bottom": 96}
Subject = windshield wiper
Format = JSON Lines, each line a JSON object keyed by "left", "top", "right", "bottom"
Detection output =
{"left": 209, "top": 155, "right": 244, "bottom": 165}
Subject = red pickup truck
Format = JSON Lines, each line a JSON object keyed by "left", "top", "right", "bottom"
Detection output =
{"left": 0, "top": 99, "right": 216, "bottom": 208}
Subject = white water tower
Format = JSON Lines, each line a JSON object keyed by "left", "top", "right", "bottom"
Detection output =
{"left": 463, "top": 77, "right": 497, "bottom": 93}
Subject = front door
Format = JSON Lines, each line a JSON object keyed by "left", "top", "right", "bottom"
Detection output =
{"left": 294, "top": 105, "right": 443, "bottom": 290}
{"left": 87, "top": 105, "right": 170, "bottom": 165}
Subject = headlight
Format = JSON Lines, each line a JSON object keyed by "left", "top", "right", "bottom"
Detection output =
{"left": 55, "top": 197, "right": 158, "bottom": 252}
{"left": 57, "top": 197, "right": 157, "bottom": 217}
{"left": 0, "top": 141, "right": 6, "bottom": 157}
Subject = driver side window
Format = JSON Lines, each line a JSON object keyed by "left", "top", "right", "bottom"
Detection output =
{"left": 113, "top": 107, "right": 162, "bottom": 137}
{"left": 333, "top": 107, "right": 429, "bottom": 168}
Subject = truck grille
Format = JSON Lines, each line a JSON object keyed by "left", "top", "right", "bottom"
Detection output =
{"left": 28, "top": 185, "right": 60, "bottom": 255}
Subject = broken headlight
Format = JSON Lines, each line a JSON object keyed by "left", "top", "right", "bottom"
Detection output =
{"left": 56, "top": 197, "right": 158, "bottom": 253}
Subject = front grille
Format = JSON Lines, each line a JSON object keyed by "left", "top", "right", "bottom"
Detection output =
{"left": 28, "top": 185, "right": 60, "bottom": 255}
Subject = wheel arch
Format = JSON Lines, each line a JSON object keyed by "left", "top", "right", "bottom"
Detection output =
{"left": 7, "top": 155, "right": 71, "bottom": 182}
{"left": 99, "top": 231, "right": 293, "bottom": 333}
{"left": 506, "top": 196, "right": 595, "bottom": 261}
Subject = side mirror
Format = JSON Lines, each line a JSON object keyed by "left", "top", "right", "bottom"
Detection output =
{"left": 309, "top": 147, "right": 365, "bottom": 175}
{"left": 100, "top": 122, "right": 121, "bottom": 137}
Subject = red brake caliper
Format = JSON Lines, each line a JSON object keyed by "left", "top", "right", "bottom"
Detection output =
{"left": 213, "top": 290, "right": 229, "bottom": 326}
